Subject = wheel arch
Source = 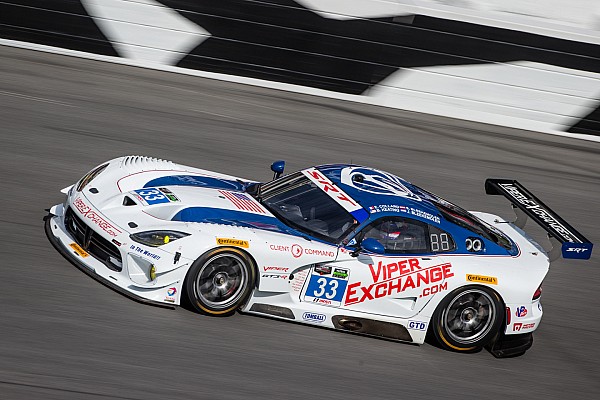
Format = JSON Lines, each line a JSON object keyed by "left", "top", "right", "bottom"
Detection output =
{"left": 428, "top": 283, "right": 506, "bottom": 352}
{"left": 182, "top": 245, "right": 259, "bottom": 315}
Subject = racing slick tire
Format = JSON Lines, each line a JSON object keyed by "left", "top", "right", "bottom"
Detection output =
{"left": 185, "top": 247, "right": 256, "bottom": 316}
{"left": 431, "top": 285, "right": 504, "bottom": 353}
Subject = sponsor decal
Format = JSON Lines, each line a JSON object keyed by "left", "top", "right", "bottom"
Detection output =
{"left": 219, "top": 190, "right": 264, "bottom": 213}
{"left": 304, "top": 247, "right": 335, "bottom": 257}
{"left": 314, "top": 265, "right": 332, "bottom": 275}
{"left": 513, "top": 322, "right": 535, "bottom": 331}
{"left": 269, "top": 243, "right": 334, "bottom": 258}
{"left": 340, "top": 167, "right": 421, "bottom": 200}
{"left": 262, "top": 274, "right": 288, "bottom": 280}
{"left": 369, "top": 205, "right": 440, "bottom": 224}
{"left": 291, "top": 269, "right": 309, "bottom": 292}
{"left": 466, "top": 274, "right": 498, "bottom": 285}
{"left": 291, "top": 244, "right": 303, "bottom": 258}
{"left": 565, "top": 247, "right": 589, "bottom": 254}
{"left": 304, "top": 270, "right": 350, "bottom": 307}
{"left": 263, "top": 266, "right": 289, "bottom": 272}
{"left": 420, "top": 283, "right": 448, "bottom": 298}
{"left": 303, "top": 168, "right": 368, "bottom": 222}
{"left": 69, "top": 242, "right": 89, "bottom": 258}
{"left": 269, "top": 244, "right": 289, "bottom": 252}
{"left": 515, "top": 306, "right": 528, "bottom": 318}
{"left": 344, "top": 260, "right": 453, "bottom": 305}
{"left": 159, "top": 187, "right": 179, "bottom": 202}
{"left": 408, "top": 320, "right": 428, "bottom": 331}
{"left": 332, "top": 268, "right": 349, "bottom": 280}
{"left": 164, "top": 287, "right": 177, "bottom": 303}
{"left": 498, "top": 183, "right": 578, "bottom": 243}
{"left": 73, "top": 197, "right": 121, "bottom": 237}
{"left": 216, "top": 238, "right": 249, "bottom": 248}
{"left": 133, "top": 188, "right": 171, "bottom": 205}
{"left": 302, "top": 312, "right": 326, "bottom": 323}
{"left": 132, "top": 193, "right": 145, "bottom": 203}
{"left": 130, "top": 245, "right": 161, "bottom": 260}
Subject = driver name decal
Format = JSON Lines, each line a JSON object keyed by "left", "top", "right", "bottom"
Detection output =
{"left": 345, "top": 260, "right": 453, "bottom": 305}
{"left": 369, "top": 205, "right": 441, "bottom": 224}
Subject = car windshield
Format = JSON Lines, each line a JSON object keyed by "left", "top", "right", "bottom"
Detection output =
{"left": 250, "top": 172, "right": 357, "bottom": 243}
{"left": 411, "top": 186, "right": 513, "bottom": 250}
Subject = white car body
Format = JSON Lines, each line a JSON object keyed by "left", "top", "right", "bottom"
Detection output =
{"left": 46, "top": 156, "right": 591, "bottom": 356}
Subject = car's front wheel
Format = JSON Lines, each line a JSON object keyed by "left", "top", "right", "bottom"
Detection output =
{"left": 431, "top": 286, "right": 503, "bottom": 352}
{"left": 185, "top": 247, "right": 256, "bottom": 316}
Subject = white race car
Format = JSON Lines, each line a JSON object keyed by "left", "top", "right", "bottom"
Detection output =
{"left": 45, "top": 156, "right": 592, "bottom": 357}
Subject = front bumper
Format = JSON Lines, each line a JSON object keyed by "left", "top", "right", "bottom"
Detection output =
{"left": 45, "top": 204, "right": 184, "bottom": 308}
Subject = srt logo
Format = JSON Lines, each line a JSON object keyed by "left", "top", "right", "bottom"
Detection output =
{"left": 566, "top": 248, "right": 589, "bottom": 253}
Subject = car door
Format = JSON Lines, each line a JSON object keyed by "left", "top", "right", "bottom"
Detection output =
{"left": 301, "top": 216, "right": 456, "bottom": 319}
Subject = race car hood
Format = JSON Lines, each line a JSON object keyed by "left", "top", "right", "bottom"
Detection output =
{"left": 66, "top": 156, "right": 289, "bottom": 235}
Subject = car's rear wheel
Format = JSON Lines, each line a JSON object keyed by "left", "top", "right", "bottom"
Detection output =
{"left": 431, "top": 286, "right": 503, "bottom": 352}
{"left": 185, "top": 247, "right": 256, "bottom": 316}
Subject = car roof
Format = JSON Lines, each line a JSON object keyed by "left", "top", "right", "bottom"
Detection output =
{"left": 314, "top": 164, "right": 443, "bottom": 224}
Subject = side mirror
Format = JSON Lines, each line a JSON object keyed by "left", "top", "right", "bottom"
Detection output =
{"left": 271, "top": 160, "right": 285, "bottom": 179}
{"left": 351, "top": 238, "right": 385, "bottom": 257}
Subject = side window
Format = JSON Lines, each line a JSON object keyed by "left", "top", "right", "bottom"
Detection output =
{"left": 429, "top": 225, "right": 456, "bottom": 253}
{"left": 361, "top": 217, "right": 428, "bottom": 254}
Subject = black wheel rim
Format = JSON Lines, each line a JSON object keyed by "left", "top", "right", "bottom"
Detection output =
{"left": 442, "top": 289, "right": 496, "bottom": 345}
{"left": 194, "top": 253, "right": 247, "bottom": 309}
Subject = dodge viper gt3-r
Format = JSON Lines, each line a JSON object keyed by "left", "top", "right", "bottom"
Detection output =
{"left": 45, "top": 156, "right": 593, "bottom": 357}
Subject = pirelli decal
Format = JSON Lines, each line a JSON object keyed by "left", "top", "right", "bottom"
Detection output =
{"left": 216, "top": 238, "right": 249, "bottom": 248}
{"left": 466, "top": 274, "right": 498, "bottom": 285}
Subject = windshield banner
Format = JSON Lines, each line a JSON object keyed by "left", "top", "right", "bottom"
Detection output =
{"left": 303, "top": 168, "right": 369, "bottom": 223}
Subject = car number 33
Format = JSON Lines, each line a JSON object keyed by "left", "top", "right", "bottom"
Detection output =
{"left": 304, "top": 274, "right": 348, "bottom": 305}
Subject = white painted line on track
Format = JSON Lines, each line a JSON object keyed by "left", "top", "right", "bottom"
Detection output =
{"left": 188, "top": 108, "right": 241, "bottom": 120}
{"left": 0, "top": 90, "right": 76, "bottom": 107}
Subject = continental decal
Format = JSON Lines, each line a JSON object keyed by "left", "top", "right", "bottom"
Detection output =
{"left": 216, "top": 238, "right": 249, "bottom": 248}
{"left": 466, "top": 274, "right": 498, "bottom": 285}
{"left": 70, "top": 242, "right": 89, "bottom": 258}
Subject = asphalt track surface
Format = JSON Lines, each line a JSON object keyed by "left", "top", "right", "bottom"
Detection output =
{"left": 1, "top": 45, "right": 599, "bottom": 400}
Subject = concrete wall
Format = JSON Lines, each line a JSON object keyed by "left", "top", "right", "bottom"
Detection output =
{"left": 1, "top": 0, "right": 599, "bottom": 140}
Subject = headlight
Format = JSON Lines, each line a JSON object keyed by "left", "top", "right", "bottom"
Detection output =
{"left": 76, "top": 163, "right": 109, "bottom": 192}
{"left": 130, "top": 230, "right": 190, "bottom": 247}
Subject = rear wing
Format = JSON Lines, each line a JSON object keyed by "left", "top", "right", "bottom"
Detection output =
{"left": 485, "top": 179, "right": 593, "bottom": 260}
